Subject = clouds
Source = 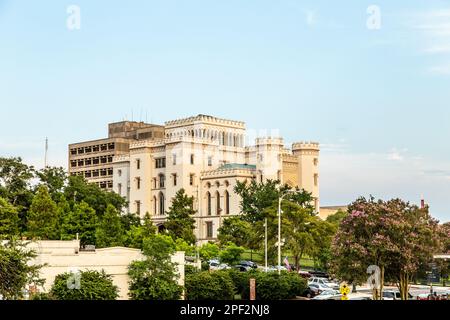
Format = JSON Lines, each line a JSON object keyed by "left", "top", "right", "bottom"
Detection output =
{"left": 305, "top": 10, "right": 317, "bottom": 27}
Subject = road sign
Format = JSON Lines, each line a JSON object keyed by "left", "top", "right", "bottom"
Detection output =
{"left": 340, "top": 282, "right": 351, "bottom": 300}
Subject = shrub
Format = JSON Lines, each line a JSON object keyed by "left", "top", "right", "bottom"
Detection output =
{"left": 242, "top": 271, "right": 307, "bottom": 300}
{"left": 185, "top": 271, "right": 234, "bottom": 300}
{"left": 185, "top": 264, "right": 200, "bottom": 276}
{"left": 50, "top": 270, "right": 119, "bottom": 300}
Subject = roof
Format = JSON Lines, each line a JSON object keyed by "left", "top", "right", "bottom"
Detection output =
{"left": 219, "top": 163, "right": 257, "bottom": 170}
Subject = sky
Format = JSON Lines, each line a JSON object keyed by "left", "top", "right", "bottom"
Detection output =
{"left": 0, "top": 0, "right": 449, "bottom": 222}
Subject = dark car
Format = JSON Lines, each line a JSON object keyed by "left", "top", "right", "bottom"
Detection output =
{"left": 309, "top": 270, "right": 329, "bottom": 279}
{"left": 302, "top": 284, "right": 321, "bottom": 298}
{"left": 238, "top": 261, "right": 258, "bottom": 269}
{"left": 233, "top": 265, "right": 252, "bottom": 272}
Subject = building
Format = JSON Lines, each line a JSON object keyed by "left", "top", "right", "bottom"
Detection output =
{"left": 318, "top": 206, "right": 348, "bottom": 220}
{"left": 106, "top": 114, "right": 320, "bottom": 243}
{"left": 25, "top": 240, "right": 185, "bottom": 300}
{"left": 68, "top": 121, "right": 164, "bottom": 190}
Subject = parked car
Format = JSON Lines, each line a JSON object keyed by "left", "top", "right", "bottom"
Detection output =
{"left": 209, "top": 260, "right": 230, "bottom": 271}
{"left": 267, "top": 266, "right": 288, "bottom": 272}
{"left": 238, "top": 261, "right": 258, "bottom": 269}
{"left": 382, "top": 290, "right": 413, "bottom": 300}
{"left": 311, "top": 290, "right": 341, "bottom": 300}
{"left": 308, "top": 277, "right": 339, "bottom": 291}
{"left": 299, "top": 270, "right": 313, "bottom": 279}
{"left": 308, "top": 282, "right": 333, "bottom": 293}
{"left": 309, "top": 270, "right": 329, "bottom": 279}
{"left": 302, "top": 286, "right": 321, "bottom": 299}
{"left": 233, "top": 265, "right": 252, "bottom": 272}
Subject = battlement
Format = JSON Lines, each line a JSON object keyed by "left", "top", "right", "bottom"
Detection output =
{"left": 165, "top": 114, "right": 245, "bottom": 129}
{"left": 255, "top": 137, "right": 284, "bottom": 146}
{"left": 292, "top": 141, "right": 320, "bottom": 151}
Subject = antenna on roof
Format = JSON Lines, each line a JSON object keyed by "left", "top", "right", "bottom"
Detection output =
{"left": 44, "top": 137, "right": 48, "bottom": 169}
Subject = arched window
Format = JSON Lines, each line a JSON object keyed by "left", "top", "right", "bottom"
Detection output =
{"left": 225, "top": 191, "right": 230, "bottom": 215}
{"left": 207, "top": 192, "right": 212, "bottom": 216}
{"left": 159, "top": 174, "right": 165, "bottom": 188}
{"left": 216, "top": 191, "right": 221, "bottom": 215}
{"left": 159, "top": 192, "right": 165, "bottom": 215}
{"left": 153, "top": 196, "right": 157, "bottom": 215}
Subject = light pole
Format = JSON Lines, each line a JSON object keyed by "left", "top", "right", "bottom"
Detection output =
{"left": 264, "top": 218, "right": 268, "bottom": 272}
{"left": 277, "top": 190, "right": 297, "bottom": 274}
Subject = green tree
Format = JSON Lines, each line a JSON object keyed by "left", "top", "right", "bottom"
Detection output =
{"left": 35, "top": 167, "right": 67, "bottom": 201}
{"left": 0, "top": 239, "right": 44, "bottom": 300}
{"left": 26, "top": 186, "right": 60, "bottom": 240}
{"left": 165, "top": 189, "right": 196, "bottom": 244}
{"left": 95, "top": 205, "right": 124, "bottom": 248}
{"left": 0, "top": 157, "right": 35, "bottom": 233}
{"left": 217, "top": 216, "right": 255, "bottom": 248}
{"left": 199, "top": 242, "right": 220, "bottom": 261}
{"left": 326, "top": 209, "right": 347, "bottom": 226}
{"left": 0, "top": 197, "right": 20, "bottom": 238}
{"left": 219, "top": 243, "right": 245, "bottom": 266}
{"left": 124, "top": 212, "right": 156, "bottom": 249}
{"left": 61, "top": 201, "right": 97, "bottom": 246}
{"left": 128, "top": 234, "right": 182, "bottom": 300}
{"left": 64, "top": 175, "right": 126, "bottom": 218}
{"left": 50, "top": 270, "right": 119, "bottom": 300}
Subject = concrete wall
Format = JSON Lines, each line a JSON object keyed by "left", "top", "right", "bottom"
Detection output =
{"left": 26, "top": 241, "right": 185, "bottom": 300}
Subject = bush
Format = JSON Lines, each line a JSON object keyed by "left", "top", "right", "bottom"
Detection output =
{"left": 226, "top": 269, "right": 253, "bottom": 297}
{"left": 31, "top": 292, "right": 56, "bottom": 300}
{"left": 185, "top": 264, "right": 200, "bottom": 276}
{"left": 185, "top": 271, "right": 235, "bottom": 300}
{"left": 50, "top": 270, "right": 119, "bottom": 300}
{"left": 241, "top": 271, "right": 307, "bottom": 300}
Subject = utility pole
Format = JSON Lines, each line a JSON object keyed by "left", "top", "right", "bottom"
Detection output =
{"left": 265, "top": 218, "right": 268, "bottom": 272}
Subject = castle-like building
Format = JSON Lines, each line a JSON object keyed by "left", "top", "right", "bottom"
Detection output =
{"left": 69, "top": 115, "right": 319, "bottom": 242}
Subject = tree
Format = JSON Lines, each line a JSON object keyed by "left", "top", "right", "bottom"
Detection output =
{"left": 0, "top": 157, "right": 35, "bottom": 232}
{"left": 331, "top": 197, "right": 442, "bottom": 300}
{"left": 217, "top": 216, "right": 255, "bottom": 248}
{"left": 50, "top": 270, "right": 119, "bottom": 300}
{"left": 26, "top": 186, "right": 60, "bottom": 240}
{"left": 326, "top": 209, "right": 347, "bottom": 226}
{"left": 124, "top": 212, "right": 156, "bottom": 249}
{"left": 35, "top": 167, "right": 67, "bottom": 201}
{"left": 128, "top": 234, "right": 182, "bottom": 300}
{"left": 0, "top": 239, "right": 44, "bottom": 300}
{"left": 64, "top": 175, "right": 126, "bottom": 218}
{"left": 61, "top": 201, "right": 97, "bottom": 246}
{"left": 165, "top": 189, "right": 196, "bottom": 244}
{"left": 199, "top": 242, "right": 220, "bottom": 261}
{"left": 0, "top": 197, "right": 20, "bottom": 238}
{"left": 219, "top": 243, "right": 245, "bottom": 266}
{"left": 95, "top": 205, "right": 125, "bottom": 248}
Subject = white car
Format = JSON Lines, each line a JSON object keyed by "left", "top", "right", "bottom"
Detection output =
{"left": 312, "top": 290, "right": 341, "bottom": 300}
{"left": 209, "top": 260, "right": 230, "bottom": 271}
{"left": 308, "top": 277, "right": 340, "bottom": 290}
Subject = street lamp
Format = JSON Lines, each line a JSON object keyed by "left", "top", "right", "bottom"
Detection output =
{"left": 277, "top": 190, "right": 297, "bottom": 274}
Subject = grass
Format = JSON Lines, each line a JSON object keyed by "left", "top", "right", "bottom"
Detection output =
{"left": 241, "top": 250, "right": 316, "bottom": 269}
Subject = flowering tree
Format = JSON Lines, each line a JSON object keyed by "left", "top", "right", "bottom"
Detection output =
{"left": 331, "top": 197, "right": 442, "bottom": 300}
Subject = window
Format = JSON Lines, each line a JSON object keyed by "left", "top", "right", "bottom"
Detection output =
{"left": 136, "top": 201, "right": 141, "bottom": 215}
{"left": 153, "top": 196, "right": 157, "bottom": 215}
{"left": 172, "top": 154, "right": 177, "bottom": 166}
{"left": 216, "top": 191, "right": 221, "bottom": 215}
{"left": 190, "top": 154, "right": 195, "bottom": 165}
{"left": 208, "top": 156, "right": 212, "bottom": 167}
{"left": 225, "top": 191, "right": 230, "bottom": 215}
{"left": 207, "top": 192, "right": 212, "bottom": 216}
{"left": 136, "top": 177, "right": 141, "bottom": 190}
{"left": 206, "top": 222, "right": 213, "bottom": 238}
{"left": 136, "top": 159, "right": 141, "bottom": 170}
{"left": 156, "top": 158, "right": 166, "bottom": 169}
{"left": 159, "top": 192, "right": 165, "bottom": 215}
{"left": 118, "top": 169, "right": 122, "bottom": 177}
{"left": 118, "top": 183, "right": 122, "bottom": 196}
{"left": 190, "top": 174, "right": 195, "bottom": 186}
{"left": 159, "top": 174, "right": 165, "bottom": 188}
{"left": 314, "top": 158, "right": 319, "bottom": 166}
{"left": 153, "top": 178, "right": 157, "bottom": 189}
{"left": 173, "top": 174, "right": 177, "bottom": 186}
{"left": 314, "top": 174, "right": 318, "bottom": 187}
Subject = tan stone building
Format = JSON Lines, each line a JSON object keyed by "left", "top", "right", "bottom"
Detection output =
{"left": 106, "top": 114, "right": 320, "bottom": 243}
{"left": 68, "top": 121, "right": 164, "bottom": 190}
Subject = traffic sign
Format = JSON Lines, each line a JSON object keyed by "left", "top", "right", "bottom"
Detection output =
{"left": 340, "top": 282, "right": 351, "bottom": 300}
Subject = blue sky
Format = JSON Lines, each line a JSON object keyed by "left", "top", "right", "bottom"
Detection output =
{"left": 0, "top": 1, "right": 449, "bottom": 222}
